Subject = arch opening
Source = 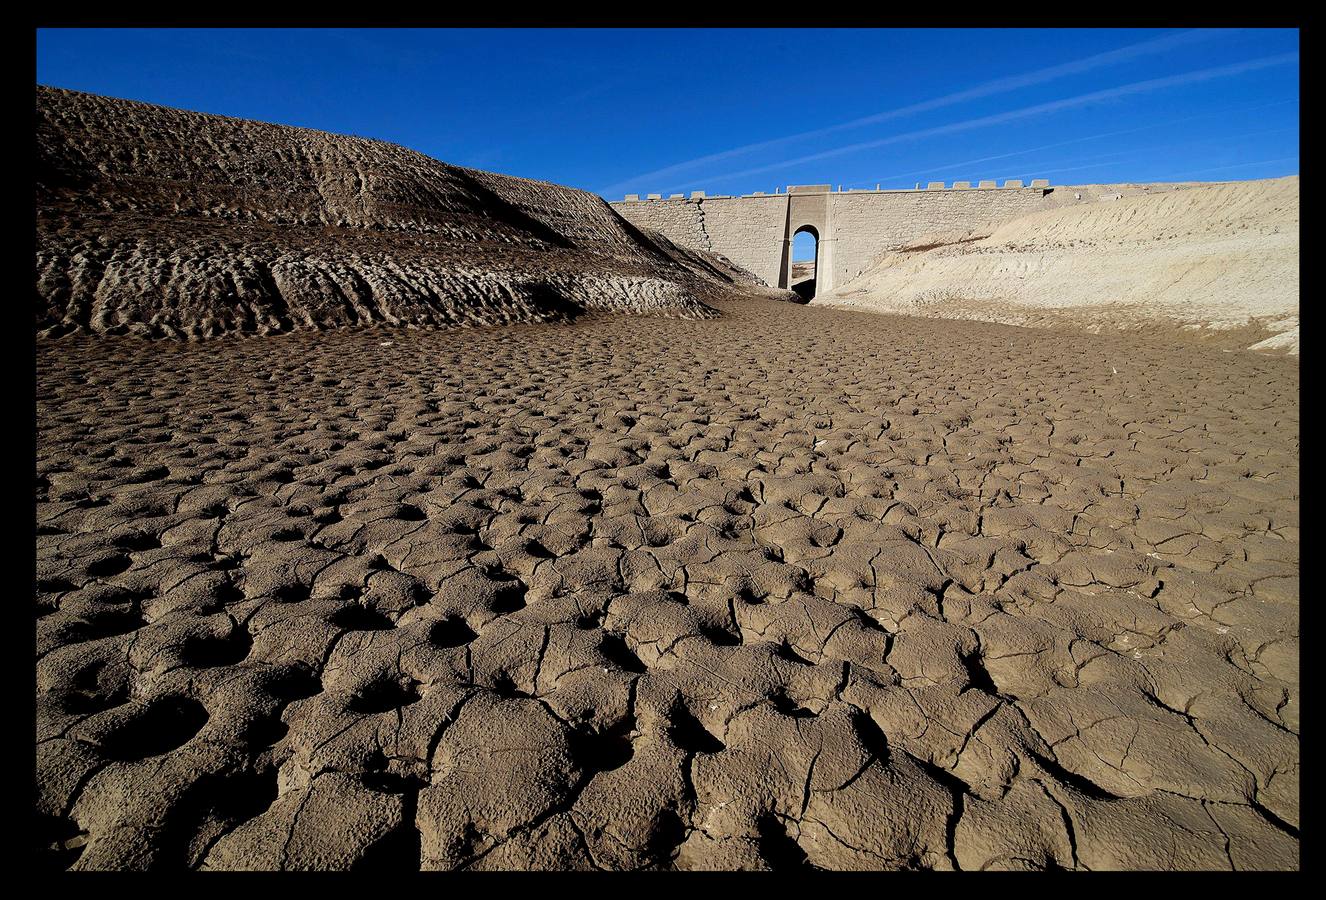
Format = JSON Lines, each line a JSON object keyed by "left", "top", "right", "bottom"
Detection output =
{"left": 790, "top": 225, "right": 818, "bottom": 302}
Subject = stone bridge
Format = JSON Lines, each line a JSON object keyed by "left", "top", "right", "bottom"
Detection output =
{"left": 611, "top": 180, "right": 1052, "bottom": 297}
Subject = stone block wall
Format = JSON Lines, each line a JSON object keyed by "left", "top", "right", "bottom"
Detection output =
{"left": 694, "top": 196, "right": 789, "bottom": 285}
{"left": 614, "top": 197, "right": 709, "bottom": 253}
{"left": 610, "top": 195, "right": 791, "bottom": 285}
{"left": 825, "top": 188, "right": 1049, "bottom": 286}
{"left": 612, "top": 185, "right": 1053, "bottom": 291}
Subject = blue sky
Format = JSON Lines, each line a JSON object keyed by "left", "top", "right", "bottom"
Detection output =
{"left": 37, "top": 28, "right": 1299, "bottom": 200}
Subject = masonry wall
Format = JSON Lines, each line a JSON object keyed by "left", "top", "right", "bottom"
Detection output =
{"left": 614, "top": 198, "right": 709, "bottom": 253}
{"left": 694, "top": 196, "right": 789, "bottom": 286}
{"left": 824, "top": 189, "right": 1049, "bottom": 286}
{"left": 609, "top": 195, "right": 791, "bottom": 287}
{"left": 612, "top": 187, "right": 1053, "bottom": 292}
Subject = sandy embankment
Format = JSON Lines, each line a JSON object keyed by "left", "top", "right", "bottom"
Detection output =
{"left": 819, "top": 177, "right": 1299, "bottom": 353}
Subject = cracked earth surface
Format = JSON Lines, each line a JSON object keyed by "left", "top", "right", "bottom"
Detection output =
{"left": 36, "top": 297, "right": 1299, "bottom": 870}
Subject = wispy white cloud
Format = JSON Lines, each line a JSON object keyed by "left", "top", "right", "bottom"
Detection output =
{"left": 1159, "top": 156, "right": 1298, "bottom": 179}
{"left": 662, "top": 52, "right": 1299, "bottom": 192}
{"left": 599, "top": 28, "right": 1236, "bottom": 195}
{"left": 841, "top": 98, "right": 1299, "bottom": 188}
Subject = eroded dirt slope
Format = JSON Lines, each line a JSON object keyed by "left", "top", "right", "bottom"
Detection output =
{"left": 821, "top": 177, "right": 1299, "bottom": 352}
{"left": 37, "top": 298, "right": 1298, "bottom": 871}
{"left": 35, "top": 87, "right": 763, "bottom": 338}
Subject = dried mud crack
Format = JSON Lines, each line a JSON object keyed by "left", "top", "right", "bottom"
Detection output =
{"left": 36, "top": 296, "right": 1298, "bottom": 871}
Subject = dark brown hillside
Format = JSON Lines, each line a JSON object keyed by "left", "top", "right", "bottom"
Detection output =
{"left": 36, "top": 87, "right": 759, "bottom": 339}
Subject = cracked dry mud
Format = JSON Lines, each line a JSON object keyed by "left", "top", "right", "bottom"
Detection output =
{"left": 37, "top": 296, "right": 1299, "bottom": 871}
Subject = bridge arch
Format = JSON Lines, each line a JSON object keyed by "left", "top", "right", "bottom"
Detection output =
{"left": 793, "top": 222, "right": 820, "bottom": 242}
{"left": 778, "top": 186, "right": 835, "bottom": 296}
{"left": 790, "top": 224, "right": 819, "bottom": 301}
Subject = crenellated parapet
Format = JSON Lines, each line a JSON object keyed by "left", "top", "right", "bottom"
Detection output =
{"left": 618, "top": 179, "right": 1051, "bottom": 203}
